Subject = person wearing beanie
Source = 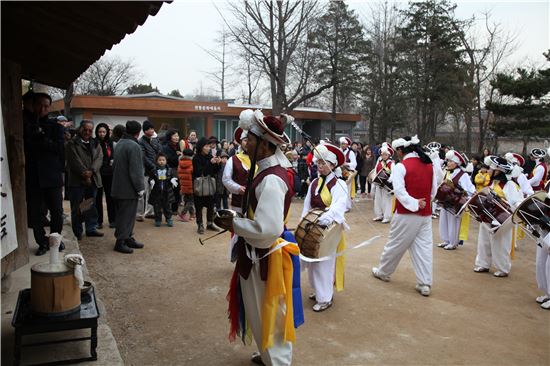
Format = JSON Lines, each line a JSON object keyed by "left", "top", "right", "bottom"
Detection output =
{"left": 177, "top": 148, "right": 195, "bottom": 221}
{"left": 302, "top": 143, "right": 348, "bottom": 312}
{"left": 137, "top": 120, "right": 161, "bottom": 221}
{"left": 372, "top": 135, "right": 437, "bottom": 297}
{"left": 372, "top": 142, "right": 394, "bottom": 224}
{"left": 436, "top": 150, "right": 475, "bottom": 251}
{"left": 473, "top": 156, "right": 523, "bottom": 277}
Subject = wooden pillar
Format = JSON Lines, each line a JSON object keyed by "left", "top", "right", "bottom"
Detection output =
{"left": 205, "top": 114, "right": 214, "bottom": 137}
{"left": 1, "top": 58, "right": 29, "bottom": 278}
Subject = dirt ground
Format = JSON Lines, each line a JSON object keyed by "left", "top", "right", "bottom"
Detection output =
{"left": 80, "top": 198, "right": 549, "bottom": 366}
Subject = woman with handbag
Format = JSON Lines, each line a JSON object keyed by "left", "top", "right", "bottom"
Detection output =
{"left": 193, "top": 137, "right": 221, "bottom": 234}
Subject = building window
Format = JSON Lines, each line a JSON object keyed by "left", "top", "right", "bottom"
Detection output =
{"left": 215, "top": 119, "right": 227, "bottom": 141}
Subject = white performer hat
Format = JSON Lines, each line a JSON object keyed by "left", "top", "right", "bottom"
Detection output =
{"left": 313, "top": 143, "right": 345, "bottom": 167}
{"left": 339, "top": 136, "right": 352, "bottom": 146}
{"left": 380, "top": 142, "right": 394, "bottom": 156}
{"left": 392, "top": 135, "right": 420, "bottom": 150}
{"left": 238, "top": 109, "right": 290, "bottom": 146}
{"left": 489, "top": 156, "right": 513, "bottom": 175}
{"left": 445, "top": 150, "right": 466, "bottom": 167}
{"left": 530, "top": 148, "right": 547, "bottom": 159}
{"left": 504, "top": 152, "right": 525, "bottom": 167}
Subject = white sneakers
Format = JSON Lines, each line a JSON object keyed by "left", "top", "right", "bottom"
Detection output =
{"left": 312, "top": 301, "right": 333, "bottom": 312}
{"left": 536, "top": 295, "right": 550, "bottom": 304}
{"left": 381, "top": 219, "right": 391, "bottom": 224}
{"left": 473, "top": 266, "right": 490, "bottom": 273}
{"left": 415, "top": 284, "right": 431, "bottom": 296}
{"left": 443, "top": 243, "right": 458, "bottom": 250}
{"left": 371, "top": 267, "right": 390, "bottom": 282}
{"left": 437, "top": 242, "right": 449, "bottom": 248}
{"left": 493, "top": 271, "right": 508, "bottom": 278}
{"left": 373, "top": 217, "right": 383, "bottom": 222}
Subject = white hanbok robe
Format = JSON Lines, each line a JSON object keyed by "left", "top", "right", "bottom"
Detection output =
{"left": 475, "top": 180, "right": 523, "bottom": 274}
{"left": 536, "top": 230, "right": 550, "bottom": 298}
{"left": 232, "top": 155, "right": 292, "bottom": 366}
{"left": 439, "top": 169, "right": 475, "bottom": 246}
{"left": 301, "top": 173, "right": 348, "bottom": 303}
{"left": 373, "top": 158, "right": 393, "bottom": 221}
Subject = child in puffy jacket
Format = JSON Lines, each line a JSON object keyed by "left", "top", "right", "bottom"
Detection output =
{"left": 178, "top": 148, "right": 195, "bottom": 221}
{"left": 474, "top": 164, "right": 491, "bottom": 191}
{"left": 148, "top": 153, "right": 177, "bottom": 227}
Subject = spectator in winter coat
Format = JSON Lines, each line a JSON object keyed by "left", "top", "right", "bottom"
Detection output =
{"left": 193, "top": 137, "right": 221, "bottom": 234}
{"left": 215, "top": 151, "right": 229, "bottom": 211}
{"left": 297, "top": 153, "right": 309, "bottom": 198}
{"left": 24, "top": 92, "right": 66, "bottom": 255}
{"left": 111, "top": 121, "right": 146, "bottom": 254}
{"left": 94, "top": 123, "right": 116, "bottom": 229}
{"left": 137, "top": 120, "right": 161, "bottom": 221}
{"left": 65, "top": 120, "right": 104, "bottom": 240}
{"left": 177, "top": 148, "right": 195, "bottom": 221}
{"left": 148, "top": 153, "right": 177, "bottom": 227}
{"left": 162, "top": 129, "right": 183, "bottom": 213}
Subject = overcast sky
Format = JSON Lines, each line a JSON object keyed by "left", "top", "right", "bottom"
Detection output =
{"left": 102, "top": 0, "right": 549, "bottom": 98}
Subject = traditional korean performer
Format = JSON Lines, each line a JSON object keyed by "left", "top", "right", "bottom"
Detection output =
{"left": 226, "top": 110, "right": 303, "bottom": 366}
{"left": 528, "top": 148, "right": 548, "bottom": 192}
{"left": 301, "top": 142, "right": 348, "bottom": 312}
{"left": 372, "top": 135, "right": 438, "bottom": 297}
{"left": 474, "top": 156, "right": 523, "bottom": 277}
{"left": 372, "top": 142, "right": 394, "bottom": 224}
{"left": 436, "top": 150, "right": 475, "bottom": 250}
{"left": 504, "top": 152, "right": 534, "bottom": 197}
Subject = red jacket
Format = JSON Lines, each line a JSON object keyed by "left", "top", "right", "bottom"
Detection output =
{"left": 178, "top": 157, "right": 194, "bottom": 194}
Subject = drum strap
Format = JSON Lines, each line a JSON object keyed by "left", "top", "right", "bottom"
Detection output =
{"left": 299, "top": 235, "right": 381, "bottom": 263}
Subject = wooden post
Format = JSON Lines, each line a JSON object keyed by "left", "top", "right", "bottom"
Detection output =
{"left": 1, "top": 58, "right": 30, "bottom": 278}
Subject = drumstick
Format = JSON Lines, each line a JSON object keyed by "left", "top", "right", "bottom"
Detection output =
{"left": 199, "top": 229, "right": 229, "bottom": 245}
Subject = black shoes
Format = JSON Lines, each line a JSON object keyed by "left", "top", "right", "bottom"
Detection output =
{"left": 114, "top": 240, "right": 133, "bottom": 254}
{"left": 97, "top": 223, "right": 103, "bottom": 229}
{"left": 126, "top": 238, "right": 144, "bottom": 249}
{"left": 197, "top": 224, "right": 205, "bottom": 234}
{"left": 36, "top": 246, "right": 48, "bottom": 256}
{"left": 86, "top": 230, "right": 104, "bottom": 237}
{"left": 59, "top": 242, "right": 65, "bottom": 251}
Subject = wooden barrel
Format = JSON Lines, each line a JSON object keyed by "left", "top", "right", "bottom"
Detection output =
{"left": 30, "top": 262, "right": 81, "bottom": 317}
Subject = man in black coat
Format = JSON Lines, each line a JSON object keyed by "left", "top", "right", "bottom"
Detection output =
{"left": 137, "top": 120, "right": 161, "bottom": 221}
{"left": 112, "top": 121, "right": 146, "bottom": 254}
{"left": 23, "top": 92, "right": 65, "bottom": 255}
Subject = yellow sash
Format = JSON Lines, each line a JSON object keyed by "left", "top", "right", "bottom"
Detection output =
{"left": 319, "top": 179, "right": 346, "bottom": 291}
{"left": 262, "top": 238, "right": 299, "bottom": 350}
{"left": 459, "top": 214, "right": 470, "bottom": 241}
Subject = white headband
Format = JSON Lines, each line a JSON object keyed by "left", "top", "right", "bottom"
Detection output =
{"left": 392, "top": 135, "right": 420, "bottom": 150}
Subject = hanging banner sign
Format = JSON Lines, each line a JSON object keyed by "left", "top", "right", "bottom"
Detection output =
{"left": 1, "top": 113, "right": 18, "bottom": 258}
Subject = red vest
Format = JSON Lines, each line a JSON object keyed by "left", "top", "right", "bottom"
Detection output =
{"left": 529, "top": 162, "right": 548, "bottom": 191}
{"left": 230, "top": 155, "right": 248, "bottom": 209}
{"left": 345, "top": 149, "right": 353, "bottom": 163}
{"left": 376, "top": 159, "right": 393, "bottom": 173}
{"left": 394, "top": 157, "right": 433, "bottom": 216}
{"left": 235, "top": 165, "right": 292, "bottom": 281}
{"left": 447, "top": 169, "right": 465, "bottom": 188}
{"left": 310, "top": 176, "right": 337, "bottom": 209}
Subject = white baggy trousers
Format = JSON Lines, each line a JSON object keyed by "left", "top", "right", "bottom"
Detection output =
{"left": 240, "top": 262, "right": 292, "bottom": 366}
{"left": 475, "top": 223, "right": 512, "bottom": 273}
{"left": 308, "top": 257, "right": 337, "bottom": 303}
{"left": 376, "top": 213, "right": 433, "bottom": 286}
{"left": 373, "top": 185, "right": 393, "bottom": 221}
{"left": 536, "top": 245, "right": 550, "bottom": 297}
{"left": 439, "top": 209, "right": 461, "bottom": 246}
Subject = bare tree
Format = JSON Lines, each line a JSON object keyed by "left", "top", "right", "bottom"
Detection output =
{"left": 76, "top": 55, "right": 139, "bottom": 96}
{"left": 200, "top": 28, "right": 233, "bottom": 100}
{"left": 219, "top": 0, "right": 334, "bottom": 114}
{"left": 452, "top": 11, "right": 516, "bottom": 153}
